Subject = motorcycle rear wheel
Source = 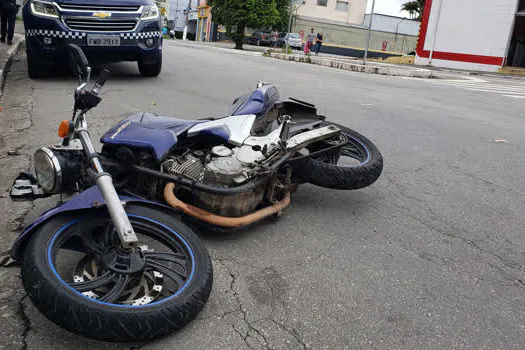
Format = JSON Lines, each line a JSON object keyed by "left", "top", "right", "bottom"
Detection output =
{"left": 21, "top": 204, "right": 213, "bottom": 342}
{"left": 294, "top": 122, "right": 383, "bottom": 190}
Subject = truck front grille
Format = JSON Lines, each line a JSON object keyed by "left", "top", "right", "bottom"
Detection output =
{"left": 64, "top": 18, "right": 138, "bottom": 32}
{"left": 59, "top": 4, "right": 141, "bottom": 12}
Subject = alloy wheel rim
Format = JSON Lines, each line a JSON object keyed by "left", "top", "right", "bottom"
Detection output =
{"left": 47, "top": 215, "right": 195, "bottom": 307}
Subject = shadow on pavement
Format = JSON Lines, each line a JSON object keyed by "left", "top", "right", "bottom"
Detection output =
{"left": 29, "top": 61, "right": 149, "bottom": 83}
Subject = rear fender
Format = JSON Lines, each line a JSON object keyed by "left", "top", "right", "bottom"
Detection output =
{"left": 10, "top": 186, "right": 177, "bottom": 261}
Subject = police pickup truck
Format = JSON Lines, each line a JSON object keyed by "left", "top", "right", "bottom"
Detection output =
{"left": 23, "top": 0, "right": 163, "bottom": 78}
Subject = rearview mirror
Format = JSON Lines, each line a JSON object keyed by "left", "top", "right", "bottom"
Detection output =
{"left": 68, "top": 44, "right": 90, "bottom": 82}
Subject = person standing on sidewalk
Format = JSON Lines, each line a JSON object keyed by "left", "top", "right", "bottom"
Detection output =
{"left": 0, "top": 0, "right": 19, "bottom": 45}
{"left": 270, "top": 30, "right": 278, "bottom": 48}
{"left": 305, "top": 28, "right": 315, "bottom": 54}
{"left": 315, "top": 32, "right": 323, "bottom": 55}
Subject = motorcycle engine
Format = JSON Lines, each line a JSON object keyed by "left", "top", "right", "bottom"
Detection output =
{"left": 161, "top": 145, "right": 268, "bottom": 217}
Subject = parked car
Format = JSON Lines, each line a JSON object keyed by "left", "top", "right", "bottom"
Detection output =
{"left": 277, "top": 33, "right": 303, "bottom": 50}
{"left": 248, "top": 32, "right": 276, "bottom": 46}
{"left": 22, "top": 0, "right": 163, "bottom": 78}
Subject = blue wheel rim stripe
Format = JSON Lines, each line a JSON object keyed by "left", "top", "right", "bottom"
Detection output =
{"left": 46, "top": 214, "right": 196, "bottom": 308}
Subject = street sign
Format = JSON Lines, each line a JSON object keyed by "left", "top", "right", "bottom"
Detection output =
{"left": 188, "top": 12, "right": 198, "bottom": 20}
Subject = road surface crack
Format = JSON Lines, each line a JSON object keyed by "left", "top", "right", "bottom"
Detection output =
{"left": 18, "top": 294, "right": 30, "bottom": 350}
{"left": 228, "top": 271, "right": 270, "bottom": 349}
{"left": 14, "top": 83, "right": 35, "bottom": 133}
{"left": 269, "top": 318, "right": 306, "bottom": 349}
{"left": 385, "top": 174, "right": 524, "bottom": 287}
{"left": 403, "top": 209, "right": 524, "bottom": 286}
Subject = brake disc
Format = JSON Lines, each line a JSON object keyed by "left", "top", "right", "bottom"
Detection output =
{"left": 72, "top": 245, "right": 164, "bottom": 306}
{"left": 323, "top": 133, "right": 348, "bottom": 146}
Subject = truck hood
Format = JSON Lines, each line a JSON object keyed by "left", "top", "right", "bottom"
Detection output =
{"left": 56, "top": 0, "right": 149, "bottom": 6}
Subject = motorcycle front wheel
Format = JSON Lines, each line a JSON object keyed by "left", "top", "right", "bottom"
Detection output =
{"left": 21, "top": 204, "right": 213, "bottom": 342}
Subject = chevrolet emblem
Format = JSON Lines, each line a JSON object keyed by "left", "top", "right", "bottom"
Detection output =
{"left": 92, "top": 12, "right": 112, "bottom": 18}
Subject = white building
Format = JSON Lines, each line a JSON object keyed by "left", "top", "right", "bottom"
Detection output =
{"left": 415, "top": 0, "right": 523, "bottom": 72}
{"left": 296, "top": 0, "right": 367, "bottom": 25}
{"left": 364, "top": 14, "right": 420, "bottom": 37}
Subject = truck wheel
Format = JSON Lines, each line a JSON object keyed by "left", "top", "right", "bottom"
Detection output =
{"left": 27, "top": 54, "right": 50, "bottom": 79}
{"left": 138, "top": 54, "right": 162, "bottom": 77}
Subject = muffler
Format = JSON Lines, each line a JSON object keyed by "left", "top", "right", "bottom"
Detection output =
{"left": 163, "top": 183, "right": 291, "bottom": 228}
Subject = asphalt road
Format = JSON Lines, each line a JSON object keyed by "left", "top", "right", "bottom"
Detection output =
{"left": 1, "top": 41, "right": 525, "bottom": 349}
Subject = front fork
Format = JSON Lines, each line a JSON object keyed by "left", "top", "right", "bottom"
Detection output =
{"left": 77, "top": 130, "right": 139, "bottom": 249}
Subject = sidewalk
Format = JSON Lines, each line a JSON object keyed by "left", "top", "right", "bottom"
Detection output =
{"left": 267, "top": 51, "right": 437, "bottom": 78}
{"left": 0, "top": 33, "right": 24, "bottom": 97}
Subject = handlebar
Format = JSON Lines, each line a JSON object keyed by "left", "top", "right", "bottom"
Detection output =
{"left": 73, "top": 68, "right": 110, "bottom": 112}
{"left": 91, "top": 68, "right": 111, "bottom": 96}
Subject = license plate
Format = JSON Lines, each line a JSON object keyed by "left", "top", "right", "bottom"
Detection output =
{"left": 87, "top": 35, "right": 120, "bottom": 47}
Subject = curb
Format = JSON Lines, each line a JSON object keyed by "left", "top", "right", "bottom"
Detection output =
{"left": 0, "top": 33, "right": 24, "bottom": 98}
{"left": 431, "top": 67, "right": 525, "bottom": 81}
{"left": 269, "top": 52, "right": 435, "bottom": 78}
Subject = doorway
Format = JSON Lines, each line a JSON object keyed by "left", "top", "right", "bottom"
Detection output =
{"left": 507, "top": 0, "right": 525, "bottom": 67}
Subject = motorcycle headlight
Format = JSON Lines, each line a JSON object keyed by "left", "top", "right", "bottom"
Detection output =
{"left": 30, "top": 0, "right": 59, "bottom": 18}
{"left": 34, "top": 147, "right": 62, "bottom": 193}
{"left": 141, "top": 4, "right": 159, "bottom": 20}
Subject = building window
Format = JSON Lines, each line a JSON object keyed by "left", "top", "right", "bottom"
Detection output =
{"left": 335, "top": 0, "right": 348, "bottom": 11}
{"left": 316, "top": 0, "right": 327, "bottom": 7}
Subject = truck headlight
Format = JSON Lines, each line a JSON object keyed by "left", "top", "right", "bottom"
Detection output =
{"left": 141, "top": 5, "right": 159, "bottom": 20}
{"left": 34, "top": 147, "right": 62, "bottom": 193}
{"left": 30, "top": 0, "right": 59, "bottom": 18}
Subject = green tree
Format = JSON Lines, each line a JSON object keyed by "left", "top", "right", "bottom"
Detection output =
{"left": 211, "top": 0, "right": 281, "bottom": 49}
{"left": 274, "top": 0, "right": 291, "bottom": 32}
{"left": 401, "top": 0, "right": 425, "bottom": 20}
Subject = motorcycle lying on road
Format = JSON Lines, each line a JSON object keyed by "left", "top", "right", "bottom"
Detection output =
{"left": 9, "top": 44, "right": 383, "bottom": 342}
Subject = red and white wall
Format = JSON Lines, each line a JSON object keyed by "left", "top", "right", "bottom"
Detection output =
{"left": 415, "top": 0, "right": 518, "bottom": 72}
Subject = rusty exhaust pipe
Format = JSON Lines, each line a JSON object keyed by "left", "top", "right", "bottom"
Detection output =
{"left": 163, "top": 183, "right": 291, "bottom": 228}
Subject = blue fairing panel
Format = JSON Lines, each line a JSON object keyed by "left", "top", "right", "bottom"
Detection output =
{"left": 100, "top": 113, "right": 207, "bottom": 161}
{"left": 10, "top": 186, "right": 173, "bottom": 261}
{"left": 232, "top": 85, "right": 280, "bottom": 117}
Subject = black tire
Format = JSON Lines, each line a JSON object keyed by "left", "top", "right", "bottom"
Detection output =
{"left": 138, "top": 54, "right": 162, "bottom": 77}
{"left": 27, "top": 53, "right": 50, "bottom": 79}
{"left": 21, "top": 204, "right": 213, "bottom": 342}
{"left": 294, "top": 122, "right": 383, "bottom": 190}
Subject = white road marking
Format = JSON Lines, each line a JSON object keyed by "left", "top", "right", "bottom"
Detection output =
{"left": 424, "top": 76, "right": 525, "bottom": 99}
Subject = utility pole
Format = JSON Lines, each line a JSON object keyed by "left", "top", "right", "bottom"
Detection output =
{"left": 183, "top": 0, "right": 191, "bottom": 40}
{"left": 363, "top": 0, "right": 376, "bottom": 65}
{"left": 286, "top": 0, "right": 294, "bottom": 53}
{"left": 394, "top": 17, "right": 406, "bottom": 52}
{"left": 175, "top": 0, "right": 179, "bottom": 26}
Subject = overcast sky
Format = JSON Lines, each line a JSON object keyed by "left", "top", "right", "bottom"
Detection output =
{"left": 367, "top": 0, "right": 410, "bottom": 17}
